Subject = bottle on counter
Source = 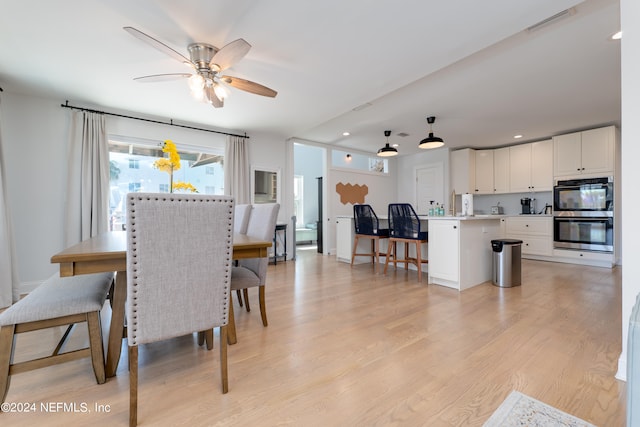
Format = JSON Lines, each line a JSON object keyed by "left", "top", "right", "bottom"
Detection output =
{"left": 428, "top": 201, "right": 434, "bottom": 216}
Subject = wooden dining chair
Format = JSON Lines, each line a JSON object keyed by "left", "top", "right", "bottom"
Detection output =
{"left": 126, "top": 193, "right": 234, "bottom": 427}
{"left": 231, "top": 203, "right": 280, "bottom": 326}
{"left": 351, "top": 204, "right": 389, "bottom": 274}
{"left": 384, "top": 203, "right": 428, "bottom": 282}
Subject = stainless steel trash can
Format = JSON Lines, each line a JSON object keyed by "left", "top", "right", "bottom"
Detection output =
{"left": 491, "top": 239, "right": 523, "bottom": 287}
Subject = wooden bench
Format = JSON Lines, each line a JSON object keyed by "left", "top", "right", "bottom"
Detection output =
{"left": 0, "top": 271, "right": 114, "bottom": 404}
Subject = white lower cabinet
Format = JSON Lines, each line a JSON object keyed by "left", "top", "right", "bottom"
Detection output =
{"left": 336, "top": 217, "right": 354, "bottom": 263}
{"left": 428, "top": 218, "right": 501, "bottom": 290}
{"left": 428, "top": 220, "right": 459, "bottom": 282}
{"left": 504, "top": 216, "right": 552, "bottom": 257}
{"left": 552, "top": 248, "right": 614, "bottom": 268}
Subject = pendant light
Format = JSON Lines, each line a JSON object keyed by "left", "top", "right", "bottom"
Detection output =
{"left": 419, "top": 116, "right": 444, "bottom": 149}
{"left": 377, "top": 130, "right": 398, "bottom": 157}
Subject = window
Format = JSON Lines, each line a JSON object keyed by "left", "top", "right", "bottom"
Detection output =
{"left": 108, "top": 138, "right": 224, "bottom": 231}
{"left": 331, "top": 149, "right": 389, "bottom": 173}
{"left": 293, "top": 175, "right": 304, "bottom": 227}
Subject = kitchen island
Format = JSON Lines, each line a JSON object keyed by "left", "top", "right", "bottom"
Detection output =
{"left": 427, "top": 216, "right": 503, "bottom": 291}
{"left": 337, "top": 214, "right": 503, "bottom": 291}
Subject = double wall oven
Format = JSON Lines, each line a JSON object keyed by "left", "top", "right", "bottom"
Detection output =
{"left": 553, "top": 177, "right": 613, "bottom": 253}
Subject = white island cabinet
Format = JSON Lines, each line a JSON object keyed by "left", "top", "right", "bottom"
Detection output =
{"left": 428, "top": 216, "right": 502, "bottom": 291}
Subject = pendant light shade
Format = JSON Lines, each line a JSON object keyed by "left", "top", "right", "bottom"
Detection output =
{"left": 419, "top": 116, "right": 444, "bottom": 149}
{"left": 377, "top": 130, "right": 398, "bottom": 157}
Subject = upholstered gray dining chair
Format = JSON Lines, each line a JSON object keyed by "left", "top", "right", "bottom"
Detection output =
{"left": 126, "top": 193, "right": 234, "bottom": 427}
{"left": 234, "top": 204, "right": 252, "bottom": 234}
{"left": 231, "top": 203, "right": 279, "bottom": 327}
{"left": 233, "top": 203, "right": 252, "bottom": 309}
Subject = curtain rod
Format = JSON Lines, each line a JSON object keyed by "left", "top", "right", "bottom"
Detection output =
{"left": 60, "top": 100, "right": 249, "bottom": 139}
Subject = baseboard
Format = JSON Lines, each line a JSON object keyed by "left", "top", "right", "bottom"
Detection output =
{"left": 19, "top": 280, "right": 43, "bottom": 297}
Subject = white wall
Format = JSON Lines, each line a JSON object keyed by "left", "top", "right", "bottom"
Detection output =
{"left": 327, "top": 161, "right": 397, "bottom": 254}
{"left": 2, "top": 94, "right": 68, "bottom": 287}
{"left": 396, "top": 147, "right": 450, "bottom": 209}
{"left": 248, "top": 132, "right": 289, "bottom": 225}
{"left": 618, "top": 0, "right": 640, "bottom": 381}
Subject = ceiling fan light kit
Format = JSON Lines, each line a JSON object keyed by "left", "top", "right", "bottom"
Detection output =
{"left": 419, "top": 116, "right": 445, "bottom": 149}
{"left": 123, "top": 27, "right": 277, "bottom": 109}
{"left": 377, "top": 130, "right": 398, "bottom": 157}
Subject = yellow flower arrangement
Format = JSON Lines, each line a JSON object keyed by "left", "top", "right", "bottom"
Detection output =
{"left": 153, "top": 139, "right": 197, "bottom": 193}
{"left": 172, "top": 181, "right": 198, "bottom": 193}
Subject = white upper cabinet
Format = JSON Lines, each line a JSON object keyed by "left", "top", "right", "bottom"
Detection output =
{"left": 580, "top": 127, "right": 615, "bottom": 175}
{"left": 474, "top": 150, "right": 494, "bottom": 194}
{"left": 509, "top": 139, "right": 552, "bottom": 193}
{"left": 451, "top": 148, "right": 475, "bottom": 195}
{"left": 530, "top": 139, "right": 553, "bottom": 191}
{"left": 493, "top": 147, "right": 510, "bottom": 194}
{"left": 553, "top": 126, "right": 615, "bottom": 177}
{"left": 509, "top": 144, "right": 532, "bottom": 193}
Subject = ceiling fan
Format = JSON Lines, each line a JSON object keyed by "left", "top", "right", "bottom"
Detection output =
{"left": 123, "top": 26, "right": 277, "bottom": 108}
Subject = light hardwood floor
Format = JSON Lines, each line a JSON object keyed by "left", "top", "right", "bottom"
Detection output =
{"left": 2, "top": 249, "right": 626, "bottom": 426}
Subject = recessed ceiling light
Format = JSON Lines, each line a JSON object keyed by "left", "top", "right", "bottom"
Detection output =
{"left": 514, "top": 134, "right": 523, "bottom": 139}
{"left": 392, "top": 144, "right": 399, "bottom": 147}
{"left": 611, "top": 31, "right": 622, "bottom": 40}
{"left": 342, "top": 131, "right": 350, "bottom": 136}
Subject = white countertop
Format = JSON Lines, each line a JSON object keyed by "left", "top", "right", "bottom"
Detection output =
{"left": 424, "top": 215, "right": 505, "bottom": 220}
{"left": 337, "top": 214, "right": 552, "bottom": 220}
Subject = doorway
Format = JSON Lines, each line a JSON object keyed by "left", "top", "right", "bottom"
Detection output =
{"left": 293, "top": 143, "right": 326, "bottom": 255}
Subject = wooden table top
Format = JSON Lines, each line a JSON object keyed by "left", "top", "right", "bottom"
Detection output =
{"left": 51, "top": 231, "right": 271, "bottom": 276}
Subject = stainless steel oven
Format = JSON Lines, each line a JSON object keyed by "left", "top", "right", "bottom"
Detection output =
{"left": 553, "top": 214, "right": 613, "bottom": 252}
{"left": 553, "top": 177, "right": 614, "bottom": 252}
{"left": 553, "top": 177, "right": 613, "bottom": 213}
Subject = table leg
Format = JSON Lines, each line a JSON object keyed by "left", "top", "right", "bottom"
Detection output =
{"left": 106, "top": 271, "right": 126, "bottom": 377}
{"left": 227, "top": 293, "right": 237, "bottom": 345}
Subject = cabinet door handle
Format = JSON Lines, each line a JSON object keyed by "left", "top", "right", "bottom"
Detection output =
{"left": 453, "top": 226, "right": 457, "bottom": 229}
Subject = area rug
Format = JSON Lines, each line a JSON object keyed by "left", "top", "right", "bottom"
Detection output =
{"left": 483, "top": 390, "right": 597, "bottom": 427}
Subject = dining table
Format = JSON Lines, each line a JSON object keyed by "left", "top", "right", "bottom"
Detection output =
{"left": 50, "top": 230, "right": 271, "bottom": 378}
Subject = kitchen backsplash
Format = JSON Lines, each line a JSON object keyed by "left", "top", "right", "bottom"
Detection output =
{"left": 456, "top": 191, "right": 553, "bottom": 215}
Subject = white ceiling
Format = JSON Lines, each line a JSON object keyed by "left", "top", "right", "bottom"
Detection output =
{"left": 0, "top": 0, "right": 620, "bottom": 155}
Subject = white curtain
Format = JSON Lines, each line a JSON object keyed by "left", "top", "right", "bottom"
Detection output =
{"left": 224, "top": 135, "right": 250, "bottom": 204}
{"left": 0, "top": 94, "right": 21, "bottom": 307}
{"left": 64, "top": 111, "right": 110, "bottom": 245}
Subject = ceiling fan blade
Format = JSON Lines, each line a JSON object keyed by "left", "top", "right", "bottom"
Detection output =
{"left": 220, "top": 76, "right": 277, "bottom": 98}
{"left": 133, "top": 73, "right": 192, "bottom": 83}
{"left": 209, "top": 39, "right": 251, "bottom": 72}
{"left": 205, "top": 86, "right": 224, "bottom": 108}
{"left": 123, "top": 26, "right": 194, "bottom": 68}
